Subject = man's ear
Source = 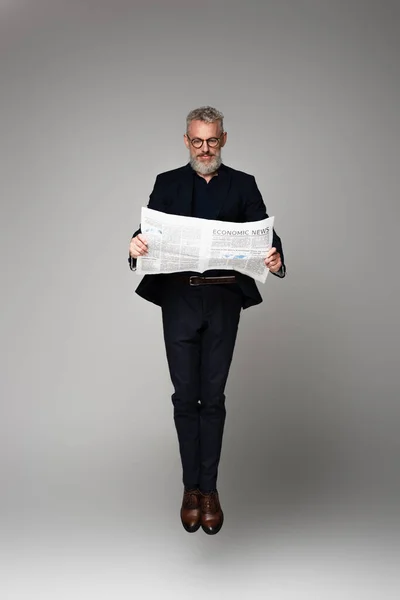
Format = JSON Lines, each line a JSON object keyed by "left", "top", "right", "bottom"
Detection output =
{"left": 220, "top": 131, "right": 227, "bottom": 148}
{"left": 183, "top": 133, "right": 190, "bottom": 149}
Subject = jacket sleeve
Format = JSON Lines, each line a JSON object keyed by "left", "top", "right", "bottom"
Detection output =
{"left": 128, "top": 175, "right": 162, "bottom": 271}
{"left": 243, "top": 176, "right": 286, "bottom": 278}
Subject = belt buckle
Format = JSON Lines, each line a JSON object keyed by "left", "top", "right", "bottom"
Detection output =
{"left": 189, "top": 276, "right": 203, "bottom": 286}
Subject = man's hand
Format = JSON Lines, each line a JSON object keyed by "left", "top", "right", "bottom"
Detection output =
{"left": 129, "top": 234, "right": 148, "bottom": 258}
{"left": 264, "top": 247, "right": 282, "bottom": 273}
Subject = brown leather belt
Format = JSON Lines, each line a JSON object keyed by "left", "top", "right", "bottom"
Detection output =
{"left": 171, "top": 274, "right": 237, "bottom": 286}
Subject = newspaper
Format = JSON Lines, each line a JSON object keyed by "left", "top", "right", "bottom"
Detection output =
{"left": 136, "top": 207, "right": 275, "bottom": 283}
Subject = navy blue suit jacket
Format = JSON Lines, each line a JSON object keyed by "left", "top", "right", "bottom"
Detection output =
{"left": 130, "top": 163, "right": 286, "bottom": 309}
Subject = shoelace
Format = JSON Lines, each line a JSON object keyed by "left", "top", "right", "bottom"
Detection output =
{"left": 183, "top": 491, "right": 200, "bottom": 510}
{"left": 201, "top": 493, "right": 218, "bottom": 513}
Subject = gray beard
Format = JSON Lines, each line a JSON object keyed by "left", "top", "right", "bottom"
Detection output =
{"left": 190, "top": 153, "right": 222, "bottom": 175}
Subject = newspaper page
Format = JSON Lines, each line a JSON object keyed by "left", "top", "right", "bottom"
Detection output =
{"left": 136, "top": 207, "right": 275, "bottom": 283}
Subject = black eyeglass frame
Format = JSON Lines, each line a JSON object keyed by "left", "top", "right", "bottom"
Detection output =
{"left": 185, "top": 133, "right": 225, "bottom": 149}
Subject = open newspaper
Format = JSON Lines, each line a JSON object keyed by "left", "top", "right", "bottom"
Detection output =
{"left": 136, "top": 207, "right": 275, "bottom": 283}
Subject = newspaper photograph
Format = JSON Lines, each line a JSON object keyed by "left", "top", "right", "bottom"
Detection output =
{"left": 136, "top": 207, "right": 275, "bottom": 283}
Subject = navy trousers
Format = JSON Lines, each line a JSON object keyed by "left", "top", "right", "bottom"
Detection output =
{"left": 161, "top": 279, "right": 242, "bottom": 492}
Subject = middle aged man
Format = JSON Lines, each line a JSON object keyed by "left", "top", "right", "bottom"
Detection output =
{"left": 129, "top": 106, "right": 286, "bottom": 535}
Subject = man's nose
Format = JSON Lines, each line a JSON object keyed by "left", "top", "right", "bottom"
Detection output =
{"left": 202, "top": 140, "right": 209, "bottom": 152}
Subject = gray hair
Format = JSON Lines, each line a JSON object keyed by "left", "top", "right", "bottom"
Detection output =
{"left": 186, "top": 106, "right": 224, "bottom": 133}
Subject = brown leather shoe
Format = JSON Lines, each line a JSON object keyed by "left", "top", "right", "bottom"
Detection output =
{"left": 200, "top": 491, "right": 224, "bottom": 535}
{"left": 180, "top": 488, "right": 201, "bottom": 533}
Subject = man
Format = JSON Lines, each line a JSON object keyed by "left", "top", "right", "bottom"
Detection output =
{"left": 129, "top": 106, "right": 286, "bottom": 535}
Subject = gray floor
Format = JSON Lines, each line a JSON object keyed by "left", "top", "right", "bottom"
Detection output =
{"left": 1, "top": 480, "right": 399, "bottom": 599}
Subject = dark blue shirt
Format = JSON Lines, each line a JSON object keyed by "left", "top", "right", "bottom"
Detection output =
{"left": 192, "top": 171, "right": 221, "bottom": 220}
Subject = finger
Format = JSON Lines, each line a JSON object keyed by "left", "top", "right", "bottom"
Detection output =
{"left": 134, "top": 246, "right": 147, "bottom": 257}
{"left": 264, "top": 257, "right": 276, "bottom": 266}
{"left": 266, "top": 247, "right": 277, "bottom": 259}
{"left": 265, "top": 251, "right": 280, "bottom": 265}
{"left": 129, "top": 245, "right": 140, "bottom": 258}
{"left": 130, "top": 244, "right": 146, "bottom": 258}
{"left": 135, "top": 240, "right": 148, "bottom": 252}
{"left": 270, "top": 260, "right": 282, "bottom": 272}
{"left": 137, "top": 234, "right": 148, "bottom": 246}
{"left": 265, "top": 257, "right": 281, "bottom": 270}
{"left": 132, "top": 239, "right": 148, "bottom": 254}
{"left": 135, "top": 235, "right": 149, "bottom": 255}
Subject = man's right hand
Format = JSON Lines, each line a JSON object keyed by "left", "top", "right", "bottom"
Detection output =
{"left": 129, "top": 234, "right": 148, "bottom": 258}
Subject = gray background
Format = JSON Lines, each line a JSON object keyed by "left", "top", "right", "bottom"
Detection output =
{"left": 1, "top": 1, "right": 399, "bottom": 598}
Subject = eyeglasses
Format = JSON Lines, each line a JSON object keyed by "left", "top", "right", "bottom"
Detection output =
{"left": 186, "top": 133, "right": 224, "bottom": 149}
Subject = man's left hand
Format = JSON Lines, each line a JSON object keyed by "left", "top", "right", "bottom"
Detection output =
{"left": 264, "top": 247, "right": 282, "bottom": 273}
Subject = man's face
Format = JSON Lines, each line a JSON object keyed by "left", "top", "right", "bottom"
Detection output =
{"left": 184, "top": 120, "right": 227, "bottom": 175}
